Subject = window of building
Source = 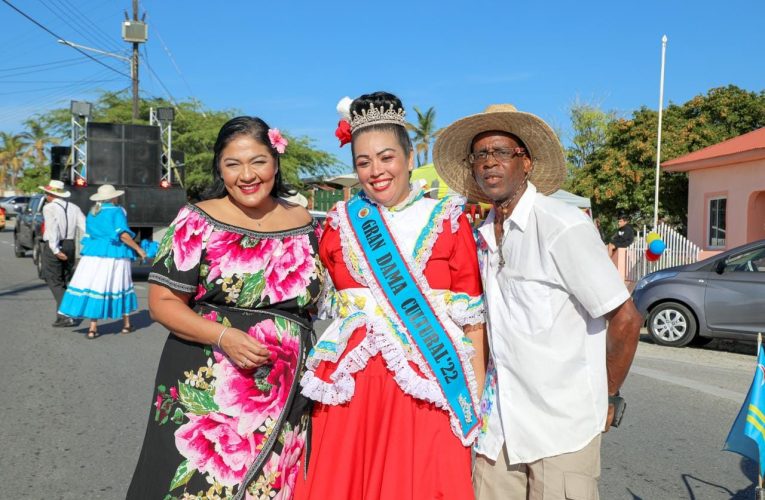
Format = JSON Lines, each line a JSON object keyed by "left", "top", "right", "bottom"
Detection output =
{"left": 709, "top": 197, "right": 726, "bottom": 248}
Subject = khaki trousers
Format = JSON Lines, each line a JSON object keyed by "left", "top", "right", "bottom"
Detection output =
{"left": 473, "top": 435, "right": 601, "bottom": 500}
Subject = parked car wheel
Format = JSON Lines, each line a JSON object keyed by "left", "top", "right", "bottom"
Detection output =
{"left": 34, "top": 240, "right": 44, "bottom": 278}
{"left": 648, "top": 302, "right": 698, "bottom": 347}
{"left": 13, "top": 231, "right": 25, "bottom": 258}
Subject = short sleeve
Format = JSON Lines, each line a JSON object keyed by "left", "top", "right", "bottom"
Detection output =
{"left": 148, "top": 206, "right": 211, "bottom": 295}
{"left": 550, "top": 221, "right": 630, "bottom": 318}
{"left": 112, "top": 207, "right": 135, "bottom": 239}
{"left": 446, "top": 214, "right": 485, "bottom": 326}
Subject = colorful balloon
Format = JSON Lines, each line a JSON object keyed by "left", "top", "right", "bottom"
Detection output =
{"left": 649, "top": 239, "right": 666, "bottom": 255}
{"left": 646, "top": 232, "right": 661, "bottom": 244}
{"left": 645, "top": 249, "right": 661, "bottom": 261}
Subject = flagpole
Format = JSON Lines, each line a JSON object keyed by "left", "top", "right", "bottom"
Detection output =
{"left": 653, "top": 35, "right": 668, "bottom": 230}
{"left": 759, "top": 332, "right": 763, "bottom": 500}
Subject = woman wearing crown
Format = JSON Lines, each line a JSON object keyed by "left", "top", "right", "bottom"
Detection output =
{"left": 294, "top": 92, "right": 487, "bottom": 499}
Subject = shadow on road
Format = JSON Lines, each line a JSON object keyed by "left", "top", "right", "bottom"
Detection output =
{"left": 0, "top": 281, "right": 47, "bottom": 297}
{"left": 639, "top": 335, "right": 758, "bottom": 356}
{"left": 71, "top": 309, "right": 154, "bottom": 336}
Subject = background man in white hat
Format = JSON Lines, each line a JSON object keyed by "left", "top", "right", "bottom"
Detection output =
{"left": 434, "top": 105, "right": 643, "bottom": 499}
{"left": 39, "top": 180, "right": 86, "bottom": 327}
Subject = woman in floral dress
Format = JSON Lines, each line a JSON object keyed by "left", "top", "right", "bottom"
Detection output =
{"left": 128, "top": 117, "right": 323, "bottom": 500}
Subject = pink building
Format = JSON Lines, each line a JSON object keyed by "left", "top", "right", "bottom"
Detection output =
{"left": 662, "top": 127, "right": 765, "bottom": 252}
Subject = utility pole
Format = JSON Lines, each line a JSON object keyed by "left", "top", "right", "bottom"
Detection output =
{"left": 121, "top": 1, "right": 147, "bottom": 120}
{"left": 131, "top": 0, "right": 139, "bottom": 120}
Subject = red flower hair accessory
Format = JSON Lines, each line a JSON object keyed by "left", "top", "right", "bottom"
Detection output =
{"left": 335, "top": 120, "right": 351, "bottom": 147}
{"left": 335, "top": 96, "right": 353, "bottom": 147}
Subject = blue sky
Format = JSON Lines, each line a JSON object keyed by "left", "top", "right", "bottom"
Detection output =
{"left": 2, "top": 0, "right": 763, "bottom": 170}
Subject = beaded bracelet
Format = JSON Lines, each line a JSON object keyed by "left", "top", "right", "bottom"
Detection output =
{"left": 216, "top": 326, "right": 229, "bottom": 349}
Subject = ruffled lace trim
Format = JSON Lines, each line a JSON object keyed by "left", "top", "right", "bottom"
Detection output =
{"left": 411, "top": 196, "right": 463, "bottom": 272}
{"left": 446, "top": 292, "right": 486, "bottom": 327}
{"left": 301, "top": 313, "right": 443, "bottom": 408}
{"left": 312, "top": 200, "right": 481, "bottom": 445}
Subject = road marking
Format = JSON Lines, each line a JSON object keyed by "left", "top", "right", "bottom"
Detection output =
{"left": 631, "top": 364, "right": 747, "bottom": 402}
{"left": 0, "top": 241, "right": 12, "bottom": 246}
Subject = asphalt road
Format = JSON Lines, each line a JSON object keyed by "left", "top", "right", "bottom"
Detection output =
{"left": 0, "top": 219, "right": 759, "bottom": 499}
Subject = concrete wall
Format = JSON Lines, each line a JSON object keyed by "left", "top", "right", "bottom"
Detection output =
{"left": 687, "top": 158, "right": 765, "bottom": 250}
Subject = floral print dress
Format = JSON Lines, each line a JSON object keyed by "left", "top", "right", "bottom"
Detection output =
{"left": 128, "top": 205, "right": 323, "bottom": 500}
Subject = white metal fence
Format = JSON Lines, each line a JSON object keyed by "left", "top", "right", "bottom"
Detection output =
{"left": 625, "top": 222, "right": 701, "bottom": 282}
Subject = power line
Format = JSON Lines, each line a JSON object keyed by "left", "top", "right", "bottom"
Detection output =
{"left": 140, "top": 45, "right": 178, "bottom": 107}
{"left": 1, "top": 0, "right": 131, "bottom": 79}
{"left": 56, "top": 0, "right": 124, "bottom": 53}
{"left": 0, "top": 56, "right": 91, "bottom": 72}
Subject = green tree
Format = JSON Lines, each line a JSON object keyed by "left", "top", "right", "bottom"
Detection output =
{"left": 0, "top": 132, "right": 28, "bottom": 191}
{"left": 21, "top": 118, "right": 59, "bottom": 168}
{"left": 406, "top": 106, "right": 440, "bottom": 166}
{"left": 566, "top": 85, "right": 765, "bottom": 235}
{"left": 565, "top": 101, "right": 615, "bottom": 172}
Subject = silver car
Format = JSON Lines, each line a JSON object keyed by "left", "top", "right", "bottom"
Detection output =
{"left": 632, "top": 239, "right": 765, "bottom": 347}
{"left": 0, "top": 195, "right": 31, "bottom": 218}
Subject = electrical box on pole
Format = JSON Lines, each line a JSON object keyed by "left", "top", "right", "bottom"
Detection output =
{"left": 121, "top": 21, "right": 147, "bottom": 43}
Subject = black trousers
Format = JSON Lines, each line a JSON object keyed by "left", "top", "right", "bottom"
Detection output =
{"left": 41, "top": 240, "right": 75, "bottom": 313}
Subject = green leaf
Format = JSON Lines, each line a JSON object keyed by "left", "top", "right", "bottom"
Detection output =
{"left": 178, "top": 384, "right": 219, "bottom": 415}
{"left": 154, "top": 225, "right": 175, "bottom": 265}
{"left": 160, "top": 414, "right": 169, "bottom": 425}
{"left": 239, "top": 235, "right": 260, "bottom": 248}
{"left": 169, "top": 459, "right": 195, "bottom": 491}
{"left": 171, "top": 407, "right": 185, "bottom": 425}
{"left": 158, "top": 384, "right": 167, "bottom": 393}
{"left": 237, "top": 270, "right": 266, "bottom": 308}
{"left": 274, "top": 315, "right": 289, "bottom": 334}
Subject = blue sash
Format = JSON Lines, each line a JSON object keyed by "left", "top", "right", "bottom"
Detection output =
{"left": 346, "top": 195, "right": 478, "bottom": 438}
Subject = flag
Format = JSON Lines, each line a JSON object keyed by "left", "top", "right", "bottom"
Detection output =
{"left": 724, "top": 337, "right": 765, "bottom": 476}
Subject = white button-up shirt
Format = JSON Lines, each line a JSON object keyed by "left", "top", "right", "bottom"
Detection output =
{"left": 42, "top": 197, "right": 86, "bottom": 253}
{"left": 475, "top": 183, "right": 629, "bottom": 464}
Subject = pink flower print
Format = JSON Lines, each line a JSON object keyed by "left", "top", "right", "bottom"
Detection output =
{"left": 172, "top": 207, "right": 212, "bottom": 272}
{"left": 263, "top": 235, "right": 315, "bottom": 304}
{"left": 273, "top": 427, "right": 305, "bottom": 500}
{"left": 155, "top": 394, "right": 163, "bottom": 408}
{"left": 170, "top": 386, "right": 179, "bottom": 400}
{"left": 175, "top": 412, "right": 257, "bottom": 487}
{"left": 205, "top": 231, "right": 277, "bottom": 282}
{"left": 195, "top": 284, "right": 207, "bottom": 300}
{"left": 267, "top": 128, "right": 288, "bottom": 154}
{"left": 213, "top": 319, "right": 299, "bottom": 435}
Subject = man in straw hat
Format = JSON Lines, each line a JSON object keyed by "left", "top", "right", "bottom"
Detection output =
{"left": 39, "top": 179, "right": 86, "bottom": 327}
{"left": 434, "top": 105, "right": 642, "bottom": 499}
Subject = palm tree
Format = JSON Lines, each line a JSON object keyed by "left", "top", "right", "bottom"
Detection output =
{"left": 21, "top": 118, "right": 59, "bottom": 169}
{"left": 0, "top": 132, "right": 29, "bottom": 191}
{"left": 406, "top": 106, "right": 441, "bottom": 167}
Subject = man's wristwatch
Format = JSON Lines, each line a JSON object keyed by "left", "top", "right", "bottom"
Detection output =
{"left": 608, "top": 391, "right": 626, "bottom": 428}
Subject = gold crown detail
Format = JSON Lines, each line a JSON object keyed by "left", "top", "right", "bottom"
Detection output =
{"left": 350, "top": 104, "right": 407, "bottom": 133}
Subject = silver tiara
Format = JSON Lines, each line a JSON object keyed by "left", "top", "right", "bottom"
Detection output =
{"left": 350, "top": 103, "right": 407, "bottom": 133}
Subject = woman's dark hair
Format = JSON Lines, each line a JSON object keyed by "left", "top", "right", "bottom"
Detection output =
{"left": 203, "top": 116, "right": 290, "bottom": 200}
{"left": 350, "top": 91, "right": 413, "bottom": 162}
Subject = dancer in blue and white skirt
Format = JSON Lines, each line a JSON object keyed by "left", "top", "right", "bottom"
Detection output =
{"left": 59, "top": 184, "right": 146, "bottom": 338}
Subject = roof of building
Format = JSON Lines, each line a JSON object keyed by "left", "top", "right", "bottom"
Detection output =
{"left": 662, "top": 127, "right": 765, "bottom": 171}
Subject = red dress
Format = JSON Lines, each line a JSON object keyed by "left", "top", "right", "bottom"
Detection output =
{"left": 295, "top": 195, "right": 484, "bottom": 500}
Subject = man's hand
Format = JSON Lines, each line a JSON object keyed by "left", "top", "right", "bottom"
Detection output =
{"left": 604, "top": 403, "right": 615, "bottom": 432}
{"left": 55, "top": 251, "right": 68, "bottom": 261}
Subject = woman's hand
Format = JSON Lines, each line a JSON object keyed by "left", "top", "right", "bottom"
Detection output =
{"left": 219, "top": 328, "right": 271, "bottom": 369}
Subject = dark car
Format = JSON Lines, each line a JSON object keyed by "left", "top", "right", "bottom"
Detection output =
{"left": 1, "top": 195, "right": 31, "bottom": 218}
{"left": 632, "top": 239, "right": 765, "bottom": 347}
{"left": 13, "top": 194, "right": 47, "bottom": 277}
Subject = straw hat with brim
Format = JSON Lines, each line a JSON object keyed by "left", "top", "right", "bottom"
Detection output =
{"left": 90, "top": 184, "right": 125, "bottom": 201}
{"left": 39, "top": 179, "right": 71, "bottom": 198}
{"left": 433, "top": 104, "right": 566, "bottom": 203}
